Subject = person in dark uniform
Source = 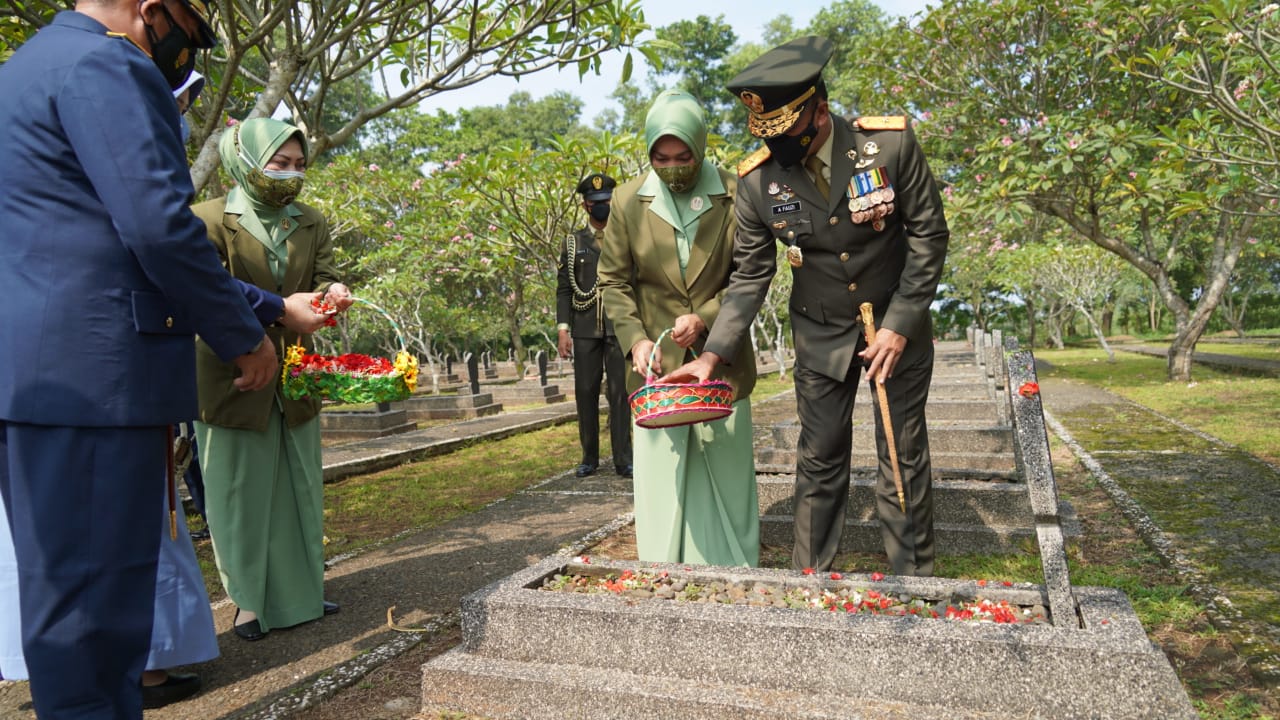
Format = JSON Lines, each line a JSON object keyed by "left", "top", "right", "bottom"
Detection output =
{"left": 557, "top": 173, "right": 633, "bottom": 479}
{"left": 0, "top": 1, "right": 278, "bottom": 717}
{"left": 663, "top": 36, "right": 949, "bottom": 577}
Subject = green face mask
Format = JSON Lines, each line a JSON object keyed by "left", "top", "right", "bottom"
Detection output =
{"left": 654, "top": 163, "right": 698, "bottom": 193}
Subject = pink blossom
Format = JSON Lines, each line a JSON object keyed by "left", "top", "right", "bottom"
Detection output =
{"left": 1247, "top": 237, "right": 1260, "bottom": 244}
{"left": 451, "top": 235, "right": 461, "bottom": 242}
{"left": 998, "top": 118, "right": 1008, "bottom": 126}
{"left": 411, "top": 178, "right": 423, "bottom": 191}
{"left": 225, "top": 117, "right": 238, "bottom": 127}
{"left": 369, "top": 163, "right": 381, "bottom": 172}
{"left": 1001, "top": 136, "right": 1013, "bottom": 146}
{"left": 464, "top": 233, "right": 474, "bottom": 240}
{"left": 891, "top": 85, "right": 904, "bottom": 94}
{"left": 394, "top": 234, "right": 403, "bottom": 241}
{"left": 943, "top": 186, "right": 954, "bottom": 198}
{"left": 920, "top": 111, "right": 933, "bottom": 121}
{"left": 488, "top": 224, "right": 498, "bottom": 232}
{"left": 1129, "top": 172, "right": 1137, "bottom": 179}
{"left": 1067, "top": 138, "right": 1079, "bottom": 149}
{"left": 384, "top": 220, "right": 395, "bottom": 229}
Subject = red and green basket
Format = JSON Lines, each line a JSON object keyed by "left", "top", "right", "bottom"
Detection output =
{"left": 281, "top": 297, "right": 418, "bottom": 404}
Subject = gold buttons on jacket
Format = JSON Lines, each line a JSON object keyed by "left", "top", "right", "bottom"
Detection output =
{"left": 847, "top": 282, "right": 858, "bottom": 292}
{"left": 828, "top": 216, "right": 839, "bottom": 226}
{"left": 165, "top": 316, "right": 174, "bottom": 328}
{"left": 839, "top": 252, "right": 850, "bottom": 262}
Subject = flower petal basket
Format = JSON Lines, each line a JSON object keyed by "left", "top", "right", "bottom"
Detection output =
{"left": 281, "top": 298, "right": 418, "bottom": 405}
{"left": 628, "top": 328, "right": 733, "bottom": 429}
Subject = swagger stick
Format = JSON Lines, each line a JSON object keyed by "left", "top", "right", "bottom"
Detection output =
{"left": 859, "top": 303, "right": 906, "bottom": 513}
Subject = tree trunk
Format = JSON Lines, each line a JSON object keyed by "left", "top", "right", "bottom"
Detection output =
{"left": 507, "top": 285, "right": 527, "bottom": 376}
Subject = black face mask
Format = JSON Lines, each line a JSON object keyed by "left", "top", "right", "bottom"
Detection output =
{"left": 765, "top": 118, "right": 819, "bottom": 169}
{"left": 588, "top": 202, "right": 611, "bottom": 223}
{"left": 145, "top": 5, "right": 197, "bottom": 90}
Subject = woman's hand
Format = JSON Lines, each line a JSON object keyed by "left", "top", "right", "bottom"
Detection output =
{"left": 631, "top": 338, "right": 660, "bottom": 378}
{"left": 325, "top": 283, "right": 355, "bottom": 312}
{"left": 670, "top": 313, "right": 706, "bottom": 349}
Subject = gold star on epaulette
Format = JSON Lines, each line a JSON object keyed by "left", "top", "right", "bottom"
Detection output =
{"left": 855, "top": 116, "right": 908, "bottom": 131}
{"left": 738, "top": 146, "right": 772, "bottom": 177}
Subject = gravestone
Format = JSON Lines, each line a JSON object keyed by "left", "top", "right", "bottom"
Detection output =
{"left": 536, "top": 350, "right": 548, "bottom": 387}
{"left": 467, "top": 352, "right": 481, "bottom": 395}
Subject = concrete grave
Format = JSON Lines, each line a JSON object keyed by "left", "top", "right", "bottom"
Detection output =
{"left": 421, "top": 557, "right": 1196, "bottom": 719}
{"left": 318, "top": 401, "right": 416, "bottom": 441}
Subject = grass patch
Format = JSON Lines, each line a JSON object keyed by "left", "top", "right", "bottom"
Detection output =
{"left": 1195, "top": 342, "right": 1280, "bottom": 361}
{"left": 1037, "top": 348, "right": 1280, "bottom": 465}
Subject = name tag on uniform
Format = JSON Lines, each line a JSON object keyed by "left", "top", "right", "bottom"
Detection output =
{"left": 771, "top": 201, "right": 802, "bottom": 215}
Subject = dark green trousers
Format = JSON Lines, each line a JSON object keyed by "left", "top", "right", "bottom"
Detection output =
{"left": 791, "top": 342, "right": 935, "bottom": 576}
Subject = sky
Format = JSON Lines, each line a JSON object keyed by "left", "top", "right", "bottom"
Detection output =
{"left": 416, "top": 0, "right": 936, "bottom": 123}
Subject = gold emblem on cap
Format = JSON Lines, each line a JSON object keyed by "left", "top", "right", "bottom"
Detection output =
{"left": 592, "top": 176, "right": 603, "bottom": 190}
{"left": 740, "top": 90, "right": 765, "bottom": 114}
{"left": 175, "top": 48, "right": 190, "bottom": 69}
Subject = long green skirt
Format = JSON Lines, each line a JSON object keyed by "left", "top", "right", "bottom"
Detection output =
{"left": 196, "top": 407, "right": 325, "bottom": 631}
{"left": 632, "top": 399, "right": 759, "bottom": 566}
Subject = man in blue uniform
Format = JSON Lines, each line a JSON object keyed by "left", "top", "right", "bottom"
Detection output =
{"left": 0, "top": 1, "right": 278, "bottom": 717}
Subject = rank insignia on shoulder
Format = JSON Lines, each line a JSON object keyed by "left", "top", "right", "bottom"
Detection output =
{"left": 738, "top": 146, "right": 771, "bottom": 176}
{"left": 855, "top": 116, "right": 907, "bottom": 131}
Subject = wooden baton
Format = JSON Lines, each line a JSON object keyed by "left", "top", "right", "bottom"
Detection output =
{"left": 859, "top": 302, "right": 907, "bottom": 514}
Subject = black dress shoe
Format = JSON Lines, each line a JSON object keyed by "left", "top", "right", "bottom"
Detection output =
{"left": 322, "top": 600, "right": 340, "bottom": 615}
{"left": 188, "top": 527, "right": 210, "bottom": 541}
{"left": 233, "top": 608, "right": 267, "bottom": 641}
{"left": 616, "top": 465, "right": 633, "bottom": 478}
{"left": 574, "top": 463, "right": 597, "bottom": 478}
{"left": 141, "top": 672, "right": 201, "bottom": 709}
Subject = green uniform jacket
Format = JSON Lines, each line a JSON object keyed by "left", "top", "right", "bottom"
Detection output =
{"left": 598, "top": 167, "right": 757, "bottom": 402}
{"left": 192, "top": 197, "right": 340, "bottom": 431}
{"left": 704, "top": 116, "right": 949, "bottom": 377}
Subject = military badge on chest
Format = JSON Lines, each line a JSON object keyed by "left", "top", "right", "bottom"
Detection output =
{"left": 847, "top": 166, "right": 896, "bottom": 232}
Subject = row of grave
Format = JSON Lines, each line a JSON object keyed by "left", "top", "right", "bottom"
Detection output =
{"left": 415, "top": 334, "right": 1197, "bottom": 719}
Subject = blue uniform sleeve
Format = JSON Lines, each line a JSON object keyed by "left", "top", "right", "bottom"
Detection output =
{"left": 238, "top": 280, "right": 285, "bottom": 327}
{"left": 58, "top": 39, "right": 263, "bottom": 361}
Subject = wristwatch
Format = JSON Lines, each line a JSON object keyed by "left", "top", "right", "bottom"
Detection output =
{"left": 557, "top": 323, "right": 571, "bottom": 332}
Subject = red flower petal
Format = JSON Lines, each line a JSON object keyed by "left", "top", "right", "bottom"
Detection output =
{"left": 829, "top": 572, "right": 843, "bottom": 580}
{"left": 802, "top": 567, "right": 815, "bottom": 575}
{"left": 1002, "top": 580, "right": 1013, "bottom": 587}
{"left": 977, "top": 579, "right": 988, "bottom": 587}
{"left": 870, "top": 572, "right": 885, "bottom": 582}
{"left": 1018, "top": 382, "right": 1040, "bottom": 398}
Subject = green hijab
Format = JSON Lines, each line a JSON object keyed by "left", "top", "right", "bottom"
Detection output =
{"left": 644, "top": 90, "right": 707, "bottom": 164}
{"left": 219, "top": 118, "right": 308, "bottom": 283}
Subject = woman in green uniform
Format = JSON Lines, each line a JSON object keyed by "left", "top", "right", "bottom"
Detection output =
{"left": 598, "top": 90, "right": 759, "bottom": 566}
{"left": 193, "top": 118, "right": 351, "bottom": 640}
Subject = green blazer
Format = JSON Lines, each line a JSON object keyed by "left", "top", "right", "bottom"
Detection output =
{"left": 598, "top": 167, "right": 757, "bottom": 402}
{"left": 191, "top": 197, "right": 341, "bottom": 431}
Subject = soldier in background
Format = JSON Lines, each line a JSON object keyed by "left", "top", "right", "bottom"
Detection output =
{"left": 556, "top": 173, "right": 633, "bottom": 478}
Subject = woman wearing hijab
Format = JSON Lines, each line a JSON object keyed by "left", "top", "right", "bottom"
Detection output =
{"left": 598, "top": 90, "right": 760, "bottom": 567}
{"left": 192, "top": 117, "right": 352, "bottom": 641}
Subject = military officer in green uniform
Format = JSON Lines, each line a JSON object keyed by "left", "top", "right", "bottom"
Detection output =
{"left": 663, "top": 36, "right": 949, "bottom": 576}
{"left": 557, "top": 173, "right": 633, "bottom": 478}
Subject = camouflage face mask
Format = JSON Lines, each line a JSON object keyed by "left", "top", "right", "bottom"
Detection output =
{"left": 654, "top": 163, "right": 698, "bottom": 194}
{"left": 244, "top": 167, "right": 304, "bottom": 208}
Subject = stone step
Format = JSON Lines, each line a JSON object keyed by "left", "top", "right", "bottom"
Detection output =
{"left": 758, "top": 508, "right": 1080, "bottom": 555}
{"left": 754, "top": 448, "right": 1017, "bottom": 475}
{"left": 770, "top": 421, "right": 1013, "bottom": 454}
{"left": 757, "top": 475, "right": 1034, "bottom": 526}
{"left": 423, "top": 556, "right": 1195, "bottom": 719}
{"left": 853, "top": 398, "right": 1001, "bottom": 422}
{"left": 318, "top": 408, "right": 417, "bottom": 441}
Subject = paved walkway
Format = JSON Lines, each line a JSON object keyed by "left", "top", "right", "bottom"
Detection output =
{"left": 1118, "top": 343, "right": 1280, "bottom": 377}
{"left": 0, "top": 342, "right": 1276, "bottom": 718}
